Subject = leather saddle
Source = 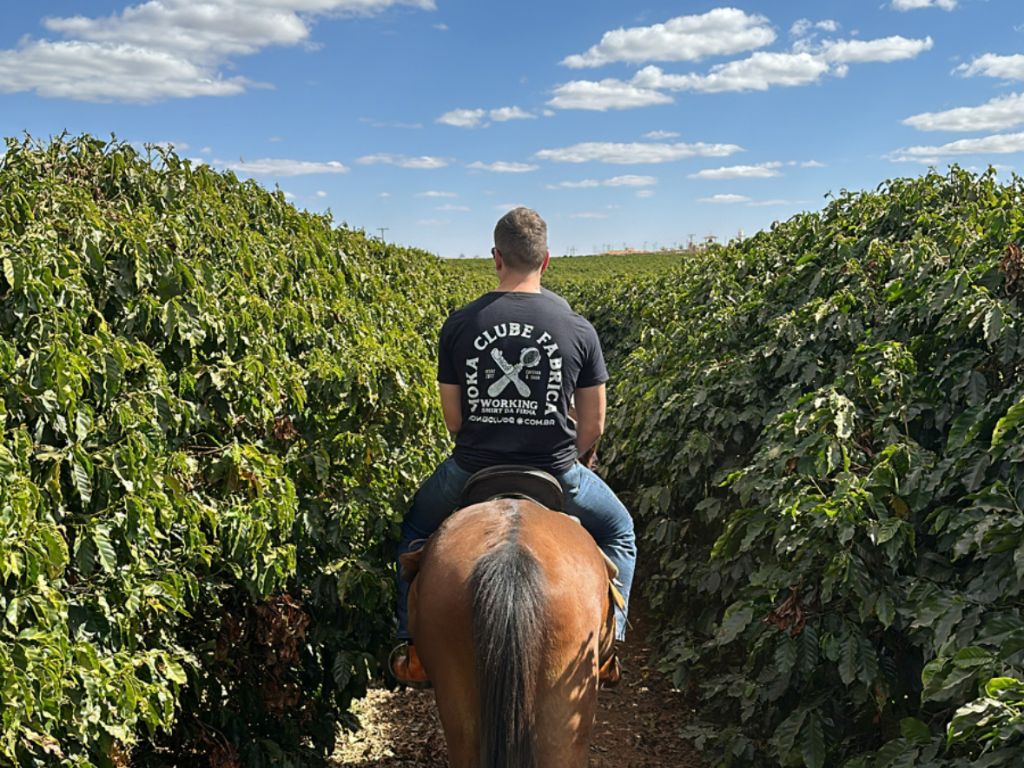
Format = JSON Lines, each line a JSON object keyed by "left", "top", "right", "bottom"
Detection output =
{"left": 459, "top": 464, "right": 564, "bottom": 512}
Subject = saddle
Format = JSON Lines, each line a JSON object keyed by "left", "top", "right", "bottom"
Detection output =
{"left": 460, "top": 465, "right": 626, "bottom": 615}
{"left": 459, "top": 464, "right": 564, "bottom": 511}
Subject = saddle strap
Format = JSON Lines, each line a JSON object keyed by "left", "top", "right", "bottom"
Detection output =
{"left": 609, "top": 581, "right": 626, "bottom": 612}
{"left": 597, "top": 549, "right": 626, "bottom": 611}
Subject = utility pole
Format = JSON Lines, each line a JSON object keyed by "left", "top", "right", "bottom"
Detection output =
{"left": 687, "top": 234, "right": 696, "bottom": 251}
{"left": 377, "top": 227, "right": 388, "bottom": 241}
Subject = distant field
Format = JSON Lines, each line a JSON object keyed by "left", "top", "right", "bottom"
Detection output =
{"left": 442, "top": 250, "right": 690, "bottom": 292}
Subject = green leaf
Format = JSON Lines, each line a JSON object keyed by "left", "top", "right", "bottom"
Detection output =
{"left": 992, "top": 398, "right": 1024, "bottom": 447}
{"left": 716, "top": 604, "right": 753, "bottom": 645}
{"left": 839, "top": 634, "right": 858, "bottom": 686}
{"left": 900, "top": 717, "right": 932, "bottom": 745}
{"left": 965, "top": 370, "right": 987, "bottom": 407}
{"left": 775, "top": 634, "right": 798, "bottom": 674}
{"left": 876, "top": 591, "right": 896, "bottom": 628}
{"left": 800, "top": 711, "right": 825, "bottom": 768}
{"left": 948, "top": 404, "right": 985, "bottom": 450}
{"left": 70, "top": 445, "right": 93, "bottom": 505}
{"left": 93, "top": 527, "right": 117, "bottom": 573}
{"left": 774, "top": 708, "right": 808, "bottom": 761}
{"left": 857, "top": 636, "right": 879, "bottom": 687}
{"left": 984, "top": 304, "right": 1003, "bottom": 344}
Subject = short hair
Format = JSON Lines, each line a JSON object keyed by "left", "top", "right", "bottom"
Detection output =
{"left": 493, "top": 207, "right": 547, "bottom": 272}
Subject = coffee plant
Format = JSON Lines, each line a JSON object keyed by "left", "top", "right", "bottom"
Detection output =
{"left": 0, "top": 135, "right": 464, "bottom": 767}
{"left": 579, "top": 168, "right": 1024, "bottom": 768}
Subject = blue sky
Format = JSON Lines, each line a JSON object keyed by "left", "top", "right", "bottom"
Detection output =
{"left": 2, "top": 1, "right": 1022, "bottom": 258}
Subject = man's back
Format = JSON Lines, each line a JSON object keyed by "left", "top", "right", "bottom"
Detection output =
{"left": 439, "top": 290, "right": 607, "bottom": 473}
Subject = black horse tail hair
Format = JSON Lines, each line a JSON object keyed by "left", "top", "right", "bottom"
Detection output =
{"left": 469, "top": 516, "right": 545, "bottom": 768}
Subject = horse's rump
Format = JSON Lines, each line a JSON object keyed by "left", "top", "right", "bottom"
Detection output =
{"left": 408, "top": 499, "right": 613, "bottom": 768}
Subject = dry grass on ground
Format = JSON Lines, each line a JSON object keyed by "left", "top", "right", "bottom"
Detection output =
{"left": 331, "top": 602, "right": 702, "bottom": 768}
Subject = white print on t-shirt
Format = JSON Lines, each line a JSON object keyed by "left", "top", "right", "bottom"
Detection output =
{"left": 466, "top": 322, "right": 563, "bottom": 424}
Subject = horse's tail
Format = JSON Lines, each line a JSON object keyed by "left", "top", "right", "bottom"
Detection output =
{"left": 469, "top": 521, "right": 545, "bottom": 768}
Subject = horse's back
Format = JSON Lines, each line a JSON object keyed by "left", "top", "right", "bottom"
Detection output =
{"left": 409, "top": 498, "right": 610, "bottom": 768}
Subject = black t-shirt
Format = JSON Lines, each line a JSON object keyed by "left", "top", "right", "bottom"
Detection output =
{"left": 438, "top": 289, "right": 608, "bottom": 474}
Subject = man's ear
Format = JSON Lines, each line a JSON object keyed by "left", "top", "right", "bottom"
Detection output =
{"left": 540, "top": 250, "right": 550, "bottom": 274}
{"left": 492, "top": 247, "right": 504, "bottom": 273}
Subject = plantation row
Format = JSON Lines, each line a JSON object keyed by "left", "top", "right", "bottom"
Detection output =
{"left": 0, "top": 136, "right": 471, "bottom": 767}
{"left": 570, "top": 169, "right": 1024, "bottom": 768}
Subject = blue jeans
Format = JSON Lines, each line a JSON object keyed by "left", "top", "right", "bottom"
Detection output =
{"left": 396, "top": 456, "right": 635, "bottom": 641}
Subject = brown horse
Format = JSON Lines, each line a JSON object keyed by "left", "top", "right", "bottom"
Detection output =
{"left": 401, "top": 497, "right": 617, "bottom": 768}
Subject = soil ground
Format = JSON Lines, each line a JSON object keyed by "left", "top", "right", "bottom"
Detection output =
{"left": 330, "top": 600, "right": 702, "bottom": 767}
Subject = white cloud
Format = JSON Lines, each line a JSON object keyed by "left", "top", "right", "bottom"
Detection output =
{"left": 889, "top": 132, "right": 1024, "bottom": 162}
{"left": 547, "top": 180, "right": 602, "bottom": 189}
{"left": 820, "top": 36, "right": 933, "bottom": 64}
{"left": 689, "top": 162, "right": 783, "bottom": 179}
{"left": 801, "top": 160, "right": 825, "bottom": 167}
{"left": 547, "top": 175, "right": 658, "bottom": 188}
{"left": 636, "top": 190, "right": 656, "bottom": 198}
{"left": 0, "top": 40, "right": 256, "bottom": 101}
{"left": 467, "top": 161, "right": 539, "bottom": 172}
{"left": 283, "top": 191, "right": 296, "bottom": 200}
{"left": 535, "top": 140, "right": 743, "bottom": 164}
{"left": 644, "top": 130, "right": 680, "bottom": 139}
{"left": 632, "top": 54, "right": 829, "bottom": 93}
{"left": 605, "top": 174, "right": 658, "bottom": 186}
{"left": 892, "top": 0, "right": 957, "bottom": 10}
{"left": 437, "top": 108, "right": 486, "bottom": 128}
{"left": 904, "top": 93, "right": 1024, "bottom": 133}
{"left": 489, "top": 106, "right": 535, "bottom": 122}
{"left": 698, "top": 194, "right": 753, "bottom": 203}
{"left": 560, "top": 8, "right": 776, "bottom": 68}
{"left": 437, "top": 105, "right": 536, "bottom": 128}
{"left": 316, "top": 190, "right": 327, "bottom": 197}
{"left": 791, "top": 19, "right": 840, "bottom": 37}
{"left": 552, "top": 34, "right": 932, "bottom": 109}
{"left": 570, "top": 212, "right": 608, "bottom": 219}
{"left": 433, "top": 23, "right": 448, "bottom": 30}
{"left": 379, "top": 192, "right": 391, "bottom": 197}
{"left": 436, "top": 204, "right": 470, "bottom": 211}
{"left": 547, "top": 79, "right": 673, "bottom": 111}
{"left": 626, "top": 36, "right": 931, "bottom": 94}
{"left": 356, "top": 153, "right": 449, "bottom": 168}
{"left": 200, "top": 146, "right": 212, "bottom": 154}
{"left": 416, "top": 190, "right": 458, "bottom": 197}
{"left": 957, "top": 54, "right": 1024, "bottom": 80}
{"left": 1, "top": 0, "right": 436, "bottom": 102}
{"left": 750, "top": 199, "right": 797, "bottom": 206}
{"left": 218, "top": 157, "right": 350, "bottom": 176}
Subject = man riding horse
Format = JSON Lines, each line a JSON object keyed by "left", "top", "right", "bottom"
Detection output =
{"left": 392, "top": 207, "right": 636, "bottom": 685}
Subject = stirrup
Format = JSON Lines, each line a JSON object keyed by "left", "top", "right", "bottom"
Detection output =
{"left": 389, "top": 644, "right": 432, "bottom": 689}
{"left": 599, "top": 653, "right": 621, "bottom": 688}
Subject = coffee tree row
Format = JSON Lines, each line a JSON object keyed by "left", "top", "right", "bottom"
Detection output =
{"left": 0, "top": 135, "right": 466, "bottom": 767}
{"left": 573, "top": 168, "right": 1024, "bottom": 768}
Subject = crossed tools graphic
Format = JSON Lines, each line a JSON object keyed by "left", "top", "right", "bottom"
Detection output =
{"left": 488, "top": 347, "right": 542, "bottom": 397}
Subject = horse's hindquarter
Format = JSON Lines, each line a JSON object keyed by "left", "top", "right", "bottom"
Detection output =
{"left": 520, "top": 506, "right": 609, "bottom": 766}
{"left": 410, "top": 500, "right": 610, "bottom": 768}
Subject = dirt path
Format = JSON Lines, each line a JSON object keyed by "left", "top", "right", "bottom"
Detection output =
{"left": 331, "top": 601, "right": 702, "bottom": 767}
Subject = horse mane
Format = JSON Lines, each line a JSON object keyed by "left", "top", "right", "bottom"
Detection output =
{"left": 469, "top": 505, "right": 545, "bottom": 768}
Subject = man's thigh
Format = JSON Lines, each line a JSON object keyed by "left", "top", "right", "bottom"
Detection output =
{"left": 402, "top": 456, "right": 472, "bottom": 540}
{"left": 558, "top": 463, "right": 633, "bottom": 541}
